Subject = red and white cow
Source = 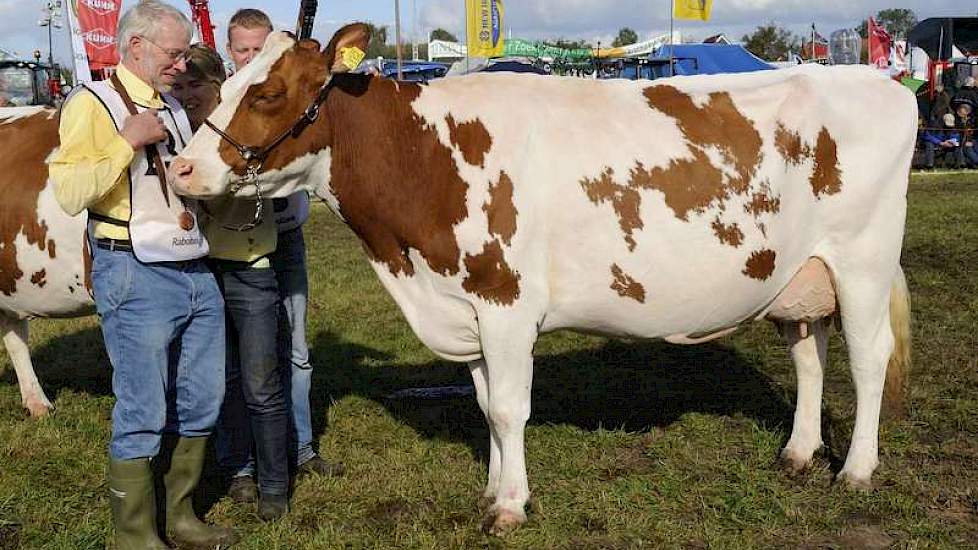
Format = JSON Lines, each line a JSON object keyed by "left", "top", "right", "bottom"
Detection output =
{"left": 170, "top": 26, "right": 916, "bottom": 533}
{"left": 0, "top": 106, "right": 94, "bottom": 416}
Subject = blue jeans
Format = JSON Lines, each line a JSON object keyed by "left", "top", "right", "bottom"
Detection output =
{"left": 212, "top": 263, "right": 290, "bottom": 496}
{"left": 964, "top": 144, "right": 978, "bottom": 168}
{"left": 922, "top": 141, "right": 965, "bottom": 167}
{"left": 270, "top": 227, "right": 315, "bottom": 465}
{"left": 91, "top": 247, "right": 225, "bottom": 460}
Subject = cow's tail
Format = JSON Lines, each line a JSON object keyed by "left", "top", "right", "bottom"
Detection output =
{"left": 882, "top": 265, "right": 911, "bottom": 420}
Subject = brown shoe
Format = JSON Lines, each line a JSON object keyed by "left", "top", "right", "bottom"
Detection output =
{"left": 296, "top": 455, "right": 345, "bottom": 479}
{"left": 227, "top": 475, "right": 257, "bottom": 504}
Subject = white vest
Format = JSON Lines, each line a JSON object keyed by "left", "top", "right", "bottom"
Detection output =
{"left": 274, "top": 192, "right": 310, "bottom": 232}
{"left": 82, "top": 81, "right": 208, "bottom": 263}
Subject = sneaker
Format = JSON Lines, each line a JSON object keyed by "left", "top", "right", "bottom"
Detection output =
{"left": 227, "top": 475, "right": 258, "bottom": 504}
{"left": 296, "top": 455, "right": 345, "bottom": 479}
{"left": 258, "top": 493, "right": 289, "bottom": 521}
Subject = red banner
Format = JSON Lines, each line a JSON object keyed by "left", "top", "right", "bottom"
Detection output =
{"left": 868, "top": 17, "right": 892, "bottom": 71}
{"left": 75, "top": 0, "right": 122, "bottom": 70}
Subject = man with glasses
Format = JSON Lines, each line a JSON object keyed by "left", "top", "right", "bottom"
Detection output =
{"left": 49, "top": 1, "right": 235, "bottom": 548}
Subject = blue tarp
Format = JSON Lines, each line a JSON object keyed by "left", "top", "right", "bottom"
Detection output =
{"left": 381, "top": 61, "right": 448, "bottom": 82}
{"left": 649, "top": 44, "right": 774, "bottom": 77}
{"left": 483, "top": 61, "right": 549, "bottom": 75}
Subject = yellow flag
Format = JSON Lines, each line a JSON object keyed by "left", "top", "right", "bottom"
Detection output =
{"left": 674, "top": 0, "right": 713, "bottom": 21}
{"left": 466, "top": 0, "right": 505, "bottom": 57}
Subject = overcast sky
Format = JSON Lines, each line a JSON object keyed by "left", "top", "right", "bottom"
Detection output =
{"left": 1, "top": 0, "right": 971, "bottom": 65}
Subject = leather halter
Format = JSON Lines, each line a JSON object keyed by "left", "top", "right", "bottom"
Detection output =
{"left": 200, "top": 78, "right": 334, "bottom": 230}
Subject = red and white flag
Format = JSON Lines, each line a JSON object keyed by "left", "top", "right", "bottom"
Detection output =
{"left": 75, "top": 0, "right": 122, "bottom": 70}
{"left": 868, "top": 17, "right": 892, "bottom": 71}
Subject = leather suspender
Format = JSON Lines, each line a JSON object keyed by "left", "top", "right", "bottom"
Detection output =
{"left": 109, "top": 72, "right": 171, "bottom": 207}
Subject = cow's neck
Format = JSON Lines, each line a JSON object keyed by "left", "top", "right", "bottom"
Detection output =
{"left": 323, "top": 74, "right": 469, "bottom": 279}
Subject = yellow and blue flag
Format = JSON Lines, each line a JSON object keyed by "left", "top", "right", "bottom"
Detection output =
{"left": 674, "top": 0, "right": 713, "bottom": 22}
{"left": 466, "top": 0, "right": 505, "bottom": 57}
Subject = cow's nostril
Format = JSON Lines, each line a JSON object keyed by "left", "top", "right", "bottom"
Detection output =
{"left": 171, "top": 158, "right": 194, "bottom": 179}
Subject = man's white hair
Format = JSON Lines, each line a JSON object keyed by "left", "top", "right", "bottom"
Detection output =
{"left": 117, "top": 0, "right": 193, "bottom": 58}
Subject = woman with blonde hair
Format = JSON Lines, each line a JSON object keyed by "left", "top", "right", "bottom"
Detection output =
{"left": 171, "top": 43, "right": 226, "bottom": 131}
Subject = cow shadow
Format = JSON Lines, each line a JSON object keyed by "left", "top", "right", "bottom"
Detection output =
{"left": 307, "top": 331, "right": 797, "bottom": 466}
{"left": 0, "top": 324, "right": 112, "bottom": 404}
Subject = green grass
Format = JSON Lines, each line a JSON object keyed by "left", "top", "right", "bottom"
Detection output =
{"left": 2, "top": 172, "right": 977, "bottom": 549}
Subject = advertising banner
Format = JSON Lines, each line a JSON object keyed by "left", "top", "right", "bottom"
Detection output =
{"left": 75, "top": 0, "right": 122, "bottom": 70}
{"left": 466, "top": 0, "right": 505, "bottom": 58}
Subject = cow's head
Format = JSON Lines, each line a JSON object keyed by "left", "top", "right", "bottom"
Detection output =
{"left": 169, "top": 24, "right": 370, "bottom": 199}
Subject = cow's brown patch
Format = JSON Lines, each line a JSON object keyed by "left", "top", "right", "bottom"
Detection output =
{"left": 0, "top": 112, "right": 58, "bottom": 296}
{"left": 47, "top": 239, "right": 56, "bottom": 259}
{"left": 323, "top": 76, "right": 469, "bottom": 276}
{"left": 610, "top": 264, "right": 646, "bottom": 303}
{"left": 743, "top": 249, "right": 777, "bottom": 280}
{"left": 30, "top": 269, "right": 46, "bottom": 288}
{"left": 642, "top": 85, "right": 763, "bottom": 193}
{"left": 629, "top": 153, "right": 727, "bottom": 221}
{"left": 484, "top": 171, "right": 517, "bottom": 245}
{"left": 581, "top": 167, "right": 643, "bottom": 251}
{"left": 446, "top": 114, "right": 493, "bottom": 168}
{"left": 744, "top": 190, "right": 781, "bottom": 218}
{"left": 775, "top": 123, "right": 810, "bottom": 165}
{"left": 711, "top": 218, "right": 744, "bottom": 247}
{"left": 574, "top": 84, "right": 767, "bottom": 251}
{"left": 462, "top": 240, "right": 521, "bottom": 305}
{"left": 810, "top": 127, "right": 842, "bottom": 198}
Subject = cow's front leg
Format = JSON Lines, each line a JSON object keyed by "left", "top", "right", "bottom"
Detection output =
{"left": 1, "top": 316, "right": 53, "bottom": 416}
{"left": 468, "top": 359, "right": 501, "bottom": 507}
{"left": 478, "top": 321, "right": 536, "bottom": 535}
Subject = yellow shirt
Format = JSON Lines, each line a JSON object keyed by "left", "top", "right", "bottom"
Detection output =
{"left": 202, "top": 197, "right": 277, "bottom": 264}
{"left": 50, "top": 64, "right": 164, "bottom": 240}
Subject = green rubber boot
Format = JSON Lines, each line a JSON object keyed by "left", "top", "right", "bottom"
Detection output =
{"left": 108, "top": 458, "right": 170, "bottom": 550}
{"left": 162, "top": 437, "right": 237, "bottom": 549}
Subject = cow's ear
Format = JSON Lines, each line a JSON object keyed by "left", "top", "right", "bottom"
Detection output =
{"left": 324, "top": 23, "right": 371, "bottom": 74}
{"left": 298, "top": 38, "right": 321, "bottom": 51}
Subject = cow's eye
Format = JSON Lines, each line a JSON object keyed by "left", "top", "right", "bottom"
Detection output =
{"left": 251, "top": 91, "right": 285, "bottom": 108}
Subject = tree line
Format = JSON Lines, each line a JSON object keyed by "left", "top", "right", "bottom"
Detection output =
{"left": 741, "top": 8, "right": 919, "bottom": 62}
{"left": 359, "top": 10, "right": 936, "bottom": 64}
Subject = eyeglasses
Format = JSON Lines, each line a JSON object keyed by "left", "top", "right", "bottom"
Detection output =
{"left": 140, "top": 35, "right": 189, "bottom": 64}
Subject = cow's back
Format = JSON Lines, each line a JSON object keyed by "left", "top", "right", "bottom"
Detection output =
{"left": 400, "top": 66, "right": 915, "bottom": 341}
{"left": 0, "top": 108, "right": 93, "bottom": 319}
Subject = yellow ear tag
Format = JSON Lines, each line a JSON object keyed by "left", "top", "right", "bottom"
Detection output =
{"left": 340, "top": 46, "right": 366, "bottom": 70}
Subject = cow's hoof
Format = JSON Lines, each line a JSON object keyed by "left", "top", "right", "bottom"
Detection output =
{"left": 835, "top": 471, "right": 873, "bottom": 492}
{"left": 477, "top": 494, "right": 495, "bottom": 511}
{"left": 779, "top": 448, "right": 813, "bottom": 474}
{"left": 24, "top": 397, "right": 53, "bottom": 417}
{"left": 481, "top": 506, "right": 526, "bottom": 536}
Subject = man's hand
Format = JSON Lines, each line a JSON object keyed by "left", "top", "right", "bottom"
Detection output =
{"left": 120, "top": 109, "right": 167, "bottom": 149}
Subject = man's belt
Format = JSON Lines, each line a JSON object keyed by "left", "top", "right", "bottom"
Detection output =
{"left": 95, "top": 238, "right": 133, "bottom": 252}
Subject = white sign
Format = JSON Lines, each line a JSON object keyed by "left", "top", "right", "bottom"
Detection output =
{"left": 429, "top": 39, "right": 467, "bottom": 60}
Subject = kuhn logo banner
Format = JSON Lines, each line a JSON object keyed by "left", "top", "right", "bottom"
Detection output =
{"left": 75, "top": 0, "right": 121, "bottom": 69}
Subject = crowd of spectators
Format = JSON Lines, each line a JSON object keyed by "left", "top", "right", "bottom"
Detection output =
{"left": 915, "top": 76, "right": 978, "bottom": 170}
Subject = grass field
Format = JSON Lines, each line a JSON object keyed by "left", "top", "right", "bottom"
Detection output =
{"left": 1, "top": 172, "right": 976, "bottom": 549}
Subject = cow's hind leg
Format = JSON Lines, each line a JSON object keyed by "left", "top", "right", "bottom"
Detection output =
{"left": 477, "top": 318, "right": 536, "bottom": 535}
{"left": 468, "top": 358, "right": 502, "bottom": 507}
{"left": 781, "top": 320, "right": 828, "bottom": 473}
{"left": 833, "top": 272, "right": 898, "bottom": 489}
{"left": 1, "top": 315, "right": 53, "bottom": 416}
